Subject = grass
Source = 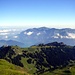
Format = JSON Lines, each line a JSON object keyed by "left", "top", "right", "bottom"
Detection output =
{"left": 41, "top": 65, "right": 75, "bottom": 75}
{"left": 2, "top": 45, "right": 75, "bottom": 75}
{"left": 21, "top": 57, "right": 37, "bottom": 74}
{"left": 11, "top": 46, "right": 23, "bottom": 55}
{"left": 0, "top": 59, "right": 31, "bottom": 75}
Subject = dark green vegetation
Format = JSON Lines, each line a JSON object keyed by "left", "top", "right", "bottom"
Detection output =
{"left": 1, "top": 42, "right": 75, "bottom": 75}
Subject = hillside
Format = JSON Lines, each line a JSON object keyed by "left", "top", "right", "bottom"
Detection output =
{"left": 0, "top": 59, "right": 30, "bottom": 75}
{"left": 0, "top": 42, "right": 75, "bottom": 75}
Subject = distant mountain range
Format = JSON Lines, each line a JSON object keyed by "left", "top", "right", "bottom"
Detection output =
{"left": 0, "top": 27, "right": 75, "bottom": 47}
{"left": 18, "top": 27, "right": 75, "bottom": 47}
{"left": 0, "top": 40, "right": 24, "bottom": 47}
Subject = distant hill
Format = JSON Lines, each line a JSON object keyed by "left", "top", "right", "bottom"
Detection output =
{"left": 0, "top": 42, "right": 75, "bottom": 75}
{"left": 0, "top": 40, "right": 24, "bottom": 47}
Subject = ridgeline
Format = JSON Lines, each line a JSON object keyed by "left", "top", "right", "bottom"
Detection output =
{"left": 0, "top": 42, "right": 75, "bottom": 75}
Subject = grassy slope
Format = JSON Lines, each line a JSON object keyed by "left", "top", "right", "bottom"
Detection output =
{"left": 21, "top": 57, "right": 37, "bottom": 74}
{"left": 1, "top": 45, "right": 75, "bottom": 75}
{"left": 21, "top": 46, "right": 75, "bottom": 75}
{"left": 39, "top": 65, "right": 75, "bottom": 75}
{"left": 1, "top": 58, "right": 75, "bottom": 75}
{"left": 0, "top": 59, "right": 30, "bottom": 75}
{"left": 21, "top": 47, "right": 37, "bottom": 74}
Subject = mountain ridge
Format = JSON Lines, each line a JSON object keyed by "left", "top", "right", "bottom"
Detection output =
{"left": 0, "top": 40, "right": 24, "bottom": 47}
{"left": 18, "top": 27, "right": 75, "bottom": 47}
{"left": 0, "top": 42, "right": 75, "bottom": 75}
{"left": 1, "top": 27, "right": 75, "bottom": 47}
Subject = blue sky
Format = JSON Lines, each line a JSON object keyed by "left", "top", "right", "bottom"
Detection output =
{"left": 0, "top": 0, "right": 75, "bottom": 28}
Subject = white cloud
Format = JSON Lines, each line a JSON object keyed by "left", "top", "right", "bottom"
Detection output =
{"left": 37, "top": 32, "right": 41, "bottom": 35}
{"left": 5, "top": 36, "right": 8, "bottom": 38}
{"left": 67, "top": 33, "right": 75, "bottom": 39}
{"left": 53, "top": 33, "right": 75, "bottom": 39}
{"left": 0, "top": 30, "right": 11, "bottom": 33}
{"left": 53, "top": 36, "right": 59, "bottom": 38}
{"left": 0, "top": 33, "right": 9, "bottom": 35}
{"left": 13, "top": 36, "right": 18, "bottom": 38}
{"left": 27, "top": 32, "right": 33, "bottom": 35}
{"left": 24, "top": 31, "right": 33, "bottom": 35}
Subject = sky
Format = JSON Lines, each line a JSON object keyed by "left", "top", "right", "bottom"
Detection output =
{"left": 0, "top": 0, "right": 75, "bottom": 29}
